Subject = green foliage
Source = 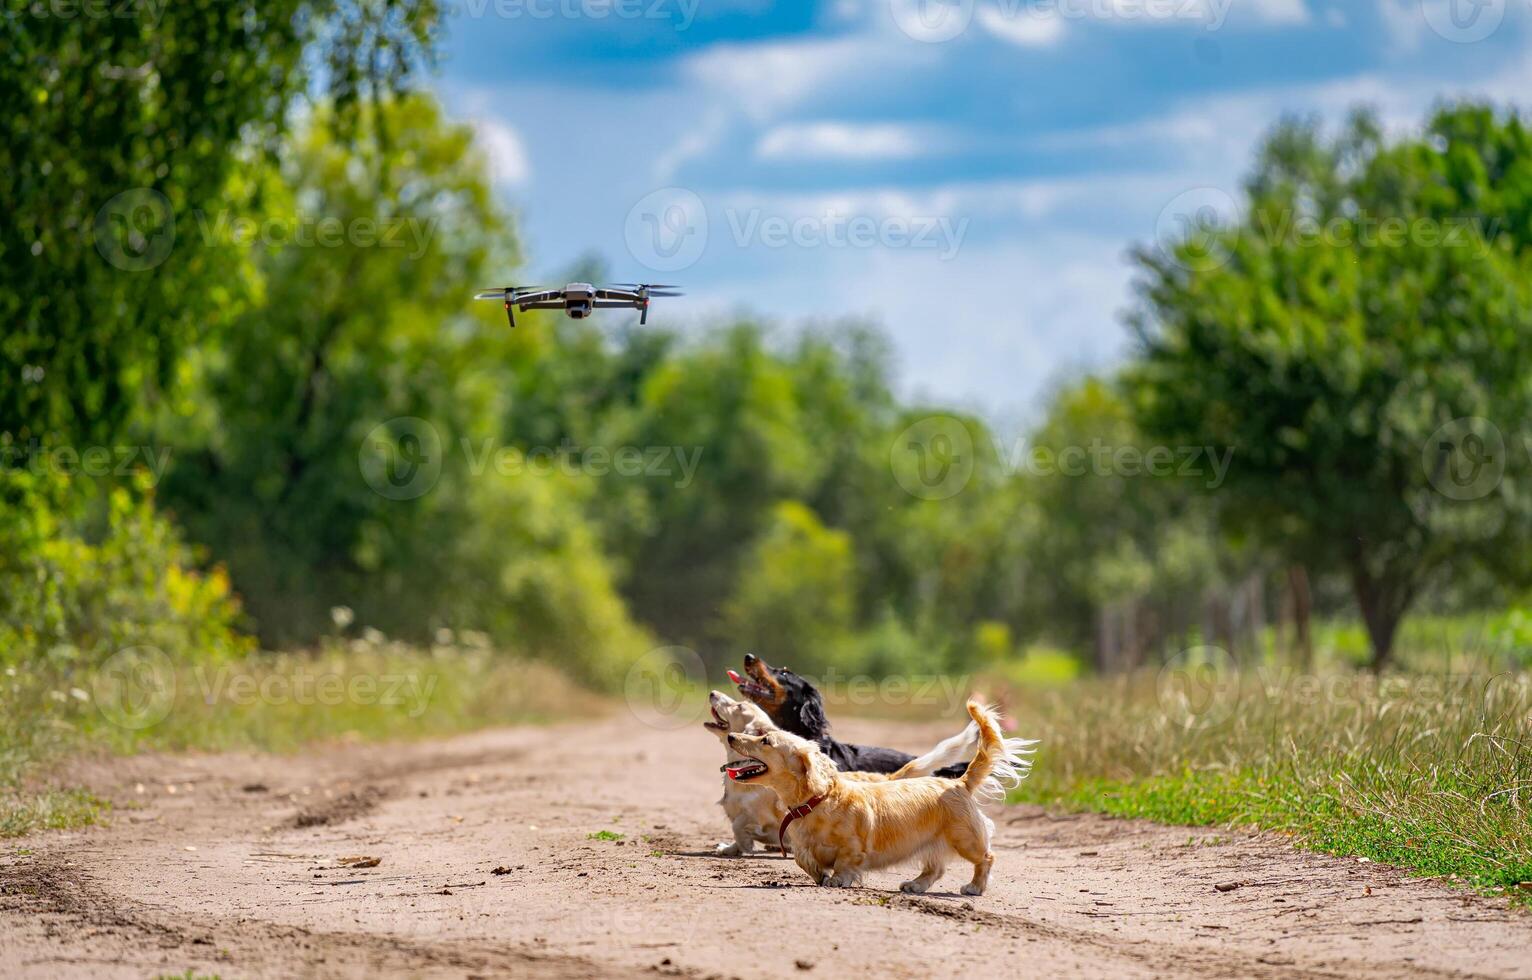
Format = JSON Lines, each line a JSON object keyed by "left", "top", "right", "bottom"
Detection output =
{"left": 1018, "top": 377, "right": 1228, "bottom": 657}
{"left": 0, "top": 466, "right": 250, "bottom": 833}
{"left": 152, "top": 96, "right": 648, "bottom": 687}
{"left": 158, "top": 94, "right": 504, "bottom": 639}
{"left": 1, "top": 0, "right": 439, "bottom": 445}
{"left": 605, "top": 324, "right": 827, "bottom": 646}
{"left": 433, "top": 457, "right": 654, "bottom": 689}
{"left": 723, "top": 500, "right": 857, "bottom": 667}
{"left": 0, "top": 467, "right": 251, "bottom": 669}
{"left": 1130, "top": 104, "right": 1532, "bottom": 668}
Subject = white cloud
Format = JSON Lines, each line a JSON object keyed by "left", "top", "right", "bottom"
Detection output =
{"left": 684, "top": 35, "right": 902, "bottom": 121}
{"left": 1247, "top": 0, "right": 1311, "bottom": 25}
{"left": 1037, "top": 70, "right": 1438, "bottom": 174}
{"left": 653, "top": 108, "right": 731, "bottom": 182}
{"left": 756, "top": 121, "right": 927, "bottom": 161}
{"left": 977, "top": 6, "right": 1066, "bottom": 47}
{"left": 1375, "top": 0, "right": 1427, "bottom": 52}
{"left": 472, "top": 118, "right": 531, "bottom": 187}
{"left": 714, "top": 171, "right": 1196, "bottom": 229}
{"left": 1087, "top": 0, "right": 1309, "bottom": 30}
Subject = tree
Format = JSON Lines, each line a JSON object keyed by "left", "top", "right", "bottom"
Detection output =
{"left": 1018, "top": 378, "right": 1228, "bottom": 669}
{"left": 601, "top": 323, "right": 826, "bottom": 647}
{"left": 1, "top": 0, "right": 437, "bottom": 447}
{"left": 722, "top": 501, "right": 856, "bottom": 669}
{"left": 154, "top": 96, "right": 652, "bottom": 684}
{"left": 1128, "top": 105, "right": 1532, "bottom": 670}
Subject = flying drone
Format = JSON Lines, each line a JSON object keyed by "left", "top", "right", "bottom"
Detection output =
{"left": 473, "top": 282, "right": 682, "bottom": 327}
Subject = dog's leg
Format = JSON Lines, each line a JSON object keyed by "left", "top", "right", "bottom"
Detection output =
{"left": 822, "top": 842, "right": 866, "bottom": 888}
{"left": 949, "top": 815, "right": 994, "bottom": 896}
{"left": 899, "top": 855, "right": 946, "bottom": 894}
{"left": 716, "top": 813, "right": 759, "bottom": 857}
{"left": 792, "top": 847, "right": 826, "bottom": 885}
{"left": 960, "top": 850, "right": 993, "bottom": 897}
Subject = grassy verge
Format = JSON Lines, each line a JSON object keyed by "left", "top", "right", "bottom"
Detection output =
{"left": 0, "top": 634, "right": 603, "bottom": 838}
{"left": 1005, "top": 668, "right": 1532, "bottom": 905}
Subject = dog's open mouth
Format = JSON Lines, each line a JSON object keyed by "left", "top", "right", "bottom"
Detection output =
{"left": 721, "top": 758, "right": 767, "bottom": 781}
{"left": 727, "top": 669, "right": 771, "bottom": 701}
{"left": 703, "top": 704, "right": 727, "bottom": 733}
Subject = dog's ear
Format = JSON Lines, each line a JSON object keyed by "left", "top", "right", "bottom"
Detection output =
{"left": 798, "top": 697, "right": 828, "bottom": 735}
{"left": 782, "top": 741, "right": 811, "bottom": 778}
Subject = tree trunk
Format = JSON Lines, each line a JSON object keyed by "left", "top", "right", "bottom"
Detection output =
{"left": 1350, "top": 565, "right": 1411, "bottom": 673}
{"left": 1245, "top": 572, "right": 1266, "bottom": 662}
{"left": 1286, "top": 564, "right": 1312, "bottom": 670}
{"left": 1095, "top": 604, "right": 1118, "bottom": 674}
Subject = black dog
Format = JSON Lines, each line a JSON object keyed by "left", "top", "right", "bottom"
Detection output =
{"left": 729, "top": 653, "right": 967, "bottom": 777}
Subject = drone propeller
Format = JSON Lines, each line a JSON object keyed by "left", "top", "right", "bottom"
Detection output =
{"left": 475, "top": 286, "right": 538, "bottom": 300}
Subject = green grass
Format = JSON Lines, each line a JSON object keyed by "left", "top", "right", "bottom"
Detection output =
{"left": 0, "top": 636, "right": 604, "bottom": 837}
{"left": 587, "top": 830, "right": 624, "bottom": 842}
{"left": 1006, "top": 669, "right": 1532, "bottom": 905}
{"left": 0, "top": 788, "right": 107, "bottom": 838}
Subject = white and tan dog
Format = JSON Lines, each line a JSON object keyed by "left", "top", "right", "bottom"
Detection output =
{"left": 703, "top": 690, "right": 1032, "bottom": 857}
{"left": 724, "top": 700, "right": 1010, "bottom": 894}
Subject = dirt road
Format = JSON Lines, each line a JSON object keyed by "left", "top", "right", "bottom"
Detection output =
{"left": 2, "top": 715, "right": 1527, "bottom": 979}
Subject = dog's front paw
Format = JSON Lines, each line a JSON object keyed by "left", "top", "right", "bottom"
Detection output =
{"left": 960, "top": 883, "right": 985, "bottom": 897}
{"left": 822, "top": 873, "right": 856, "bottom": 888}
{"left": 714, "top": 841, "right": 743, "bottom": 857}
{"left": 899, "top": 879, "right": 930, "bottom": 894}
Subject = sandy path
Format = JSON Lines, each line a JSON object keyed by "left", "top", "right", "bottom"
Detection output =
{"left": 1, "top": 715, "right": 1527, "bottom": 979}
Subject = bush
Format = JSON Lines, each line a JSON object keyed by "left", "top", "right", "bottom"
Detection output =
{"left": 723, "top": 501, "right": 856, "bottom": 669}
{"left": 0, "top": 467, "right": 251, "bottom": 670}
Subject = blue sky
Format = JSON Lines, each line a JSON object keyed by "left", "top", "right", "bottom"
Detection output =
{"left": 433, "top": 0, "right": 1532, "bottom": 422}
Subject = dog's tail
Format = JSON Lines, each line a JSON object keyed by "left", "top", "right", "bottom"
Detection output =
{"left": 963, "top": 700, "right": 1015, "bottom": 798}
{"left": 889, "top": 721, "right": 981, "bottom": 779}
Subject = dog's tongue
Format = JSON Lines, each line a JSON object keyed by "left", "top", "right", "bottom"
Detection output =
{"left": 727, "top": 669, "right": 743, "bottom": 685}
{"left": 723, "top": 762, "right": 750, "bottom": 780}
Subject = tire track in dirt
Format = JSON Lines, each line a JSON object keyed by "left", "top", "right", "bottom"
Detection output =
{"left": 2, "top": 717, "right": 1527, "bottom": 979}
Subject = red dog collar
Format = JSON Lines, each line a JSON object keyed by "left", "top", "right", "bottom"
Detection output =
{"left": 777, "top": 794, "right": 827, "bottom": 854}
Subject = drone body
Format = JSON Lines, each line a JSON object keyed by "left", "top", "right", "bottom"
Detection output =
{"left": 474, "top": 282, "right": 681, "bottom": 327}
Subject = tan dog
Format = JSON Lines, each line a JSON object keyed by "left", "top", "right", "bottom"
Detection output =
{"left": 702, "top": 691, "right": 1010, "bottom": 857}
{"left": 725, "top": 700, "right": 1005, "bottom": 895}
